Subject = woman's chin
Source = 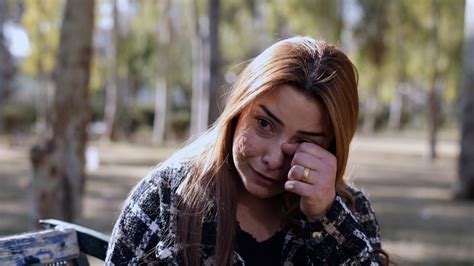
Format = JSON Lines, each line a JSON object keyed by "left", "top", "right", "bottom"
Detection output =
{"left": 243, "top": 183, "right": 284, "bottom": 200}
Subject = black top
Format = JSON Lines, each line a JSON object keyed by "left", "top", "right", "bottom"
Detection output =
{"left": 236, "top": 225, "right": 285, "bottom": 266}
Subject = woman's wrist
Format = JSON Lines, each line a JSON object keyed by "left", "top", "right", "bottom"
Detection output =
{"left": 305, "top": 193, "right": 336, "bottom": 222}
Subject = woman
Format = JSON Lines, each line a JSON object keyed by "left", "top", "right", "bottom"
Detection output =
{"left": 106, "top": 36, "right": 389, "bottom": 265}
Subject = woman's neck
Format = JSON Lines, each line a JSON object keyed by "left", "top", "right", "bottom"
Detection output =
{"left": 236, "top": 188, "right": 282, "bottom": 241}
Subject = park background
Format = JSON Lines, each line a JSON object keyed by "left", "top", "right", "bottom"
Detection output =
{"left": 1, "top": 0, "right": 474, "bottom": 265}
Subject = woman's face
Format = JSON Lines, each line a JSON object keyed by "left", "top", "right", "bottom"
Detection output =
{"left": 232, "top": 84, "right": 331, "bottom": 199}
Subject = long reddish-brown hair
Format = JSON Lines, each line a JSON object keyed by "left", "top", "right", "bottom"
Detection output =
{"left": 173, "top": 36, "right": 379, "bottom": 265}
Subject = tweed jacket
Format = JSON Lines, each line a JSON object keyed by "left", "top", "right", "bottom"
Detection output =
{"left": 106, "top": 160, "right": 383, "bottom": 265}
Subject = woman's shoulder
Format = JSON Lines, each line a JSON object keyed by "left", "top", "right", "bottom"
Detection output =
{"left": 127, "top": 159, "right": 191, "bottom": 207}
{"left": 146, "top": 159, "right": 191, "bottom": 189}
{"left": 106, "top": 160, "right": 191, "bottom": 264}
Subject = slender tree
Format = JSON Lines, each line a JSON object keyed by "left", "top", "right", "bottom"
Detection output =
{"left": 152, "top": 0, "right": 171, "bottom": 145}
{"left": 355, "top": 0, "right": 389, "bottom": 133}
{"left": 0, "top": 0, "right": 16, "bottom": 133}
{"left": 190, "top": 0, "right": 210, "bottom": 136}
{"left": 104, "top": 0, "right": 120, "bottom": 141}
{"left": 208, "top": 0, "right": 222, "bottom": 125}
{"left": 387, "top": 0, "right": 409, "bottom": 131}
{"left": 457, "top": 0, "right": 474, "bottom": 200}
{"left": 427, "top": 0, "right": 442, "bottom": 160}
{"left": 189, "top": 0, "right": 223, "bottom": 134}
{"left": 30, "top": 0, "right": 95, "bottom": 224}
{"left": 425, "top": 0, "right": 464, "bottom": 160}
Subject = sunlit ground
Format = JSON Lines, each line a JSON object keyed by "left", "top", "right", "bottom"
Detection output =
{"left": 350, "top": 134, "right": 473, "bottom": 265}
{"left": 1, "top": 132, "right": 473, "bottom": 265}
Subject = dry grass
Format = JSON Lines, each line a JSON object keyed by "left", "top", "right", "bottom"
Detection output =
{"left": 0, "top": 134, "right": 473, "bottom": 265}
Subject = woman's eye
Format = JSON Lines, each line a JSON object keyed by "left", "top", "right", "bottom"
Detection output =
{"left": 257, "top": 118, "right": 272, "bottom": 131}
{"left": 296, "top": 139, "right": 312, "bottom": 144}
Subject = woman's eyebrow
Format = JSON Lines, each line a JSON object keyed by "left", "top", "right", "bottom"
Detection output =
{"left": 259, "top": 104, "right": 284, "bottom": 126}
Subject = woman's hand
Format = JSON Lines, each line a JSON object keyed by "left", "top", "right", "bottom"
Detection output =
{"left": 282, "top": 142, "right": 337, "bottom": 221}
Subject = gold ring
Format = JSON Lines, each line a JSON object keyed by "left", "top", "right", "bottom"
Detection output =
{"left": 302, "top": 167, "right": 310, "bottom": 183}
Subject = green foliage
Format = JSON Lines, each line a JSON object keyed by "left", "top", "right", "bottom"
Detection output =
{"left": 21, "top": 0, "right": 62, "bottom": 76}
{"left": 123, "top": 1, "right": 192, "bottom": 91}
{"left": 272, "top": 0, "right": 342, "bottom": 42}
{"left": 220, "top": 1, "right": 255, "bottom": 61}
{"left": 435, "top": 0, "right": 464, "bottom": 103}
{"left": 10, "top": 0, "right": 467, "bottom": 137}
{"left": 124, "top": 1, "right": 160, "bottom": 88}
{"left": 353, "top": 0, "right": 464, "bottom": 107}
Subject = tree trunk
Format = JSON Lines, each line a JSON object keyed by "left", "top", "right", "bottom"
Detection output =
{"left": 190, "top": 0, "right": 210, "bottom": 136}
{"left": 456, "top": 0, "right": 474, "bottom": 200}
{"left": 104, "top": 0, "right": 119, "bottom": 141}
{"left": 34, "top": 76, "right": 54, "bottom": 136}
{"left": 0, "top": 0, "right": 15, "bottom": 133}
{"left": 153, "top": 77, "right": 167, "bottom": 144}
{"left": 152, "top": 0, "right": 171, "bottom": 145}
{"left": 29, "top": 0, "right": 94, "bottom": 225}
{"left": 359, "top": 1, "right": 388, "bottom": 134}
{"left": 427, "top": 74, "right": 441, "bottom": 160}
{"left": 426, "top": 0, "right": 442, "bottom": 160}
{"left": 388, "top": 85, "right": 403, "bottom": 130}
{"left": 388, "top": 1, "right": 407, "bottom": 131}
{"left": 362, "top": 75, "right": 381, "bottom": 134}
{"left": 207, "top": 0, "right": 222, "bottom": 125}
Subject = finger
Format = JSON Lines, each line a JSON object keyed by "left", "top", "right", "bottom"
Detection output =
{"left": 291, "top": 152, "right": 328, "bottom": 171}
{"left": 288, "top": 164, "right": 325, "bottom": 185}
{"left": 282, "top": 142, "right": 300, "bottom": 156}
{"left": 297, "top": 142, "right": 333, "bottom": 159}
{"left": 292, "top": 149, "right": 336, "bottom": 171}
{"left": 288, "top": 164, "right": 309, "bottom": 182}
{"left": 284, "top": 180, "right": 313, "bottom": 198}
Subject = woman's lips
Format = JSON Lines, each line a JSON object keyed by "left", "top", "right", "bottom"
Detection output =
{"left": 253, "top": 168, "right": 282, "bottom": 185}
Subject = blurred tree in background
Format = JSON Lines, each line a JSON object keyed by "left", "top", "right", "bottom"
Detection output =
{"left": 29, "top": 0, "right": 95, "bottom": 223}
{"left": 458, "top": 0, "right": 474, "bottom": 199}
{"left": 103, "top": 0, "right": 120, "bottom": 141}
{"left": 0, "top": 0, "right": 16, "bottom": 133}
{"left": 0, "top": 0, "right": 472, "bottom": 223}
{"left": 21, "top": 0, "right": 61, "bottom": 134}
{"left": 1, "top": 0, "right": 466, "bottom": 141}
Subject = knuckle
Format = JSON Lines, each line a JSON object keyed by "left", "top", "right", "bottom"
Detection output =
{"left": 300, "top": 142, "right": 311, "bottom": 151}
{"left": 292, "top": 153, "right": 303, "bottom": 164}
{"left": 288, "top": 166, "right": 300, "bottom": 179}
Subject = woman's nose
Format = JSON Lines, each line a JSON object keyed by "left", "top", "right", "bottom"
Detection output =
{"left": 262, "top": 144, "right": 285, "bottom": 170}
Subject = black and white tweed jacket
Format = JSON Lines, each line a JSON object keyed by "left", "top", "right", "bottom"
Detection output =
{"left": 106, "top": 160, "right": 384, "bottom": 265}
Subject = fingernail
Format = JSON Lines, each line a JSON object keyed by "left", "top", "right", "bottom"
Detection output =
{"left": 285, "top": 181, "right": 294, "bottom": 190}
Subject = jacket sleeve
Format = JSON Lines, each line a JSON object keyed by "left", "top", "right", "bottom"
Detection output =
{"left": 302, "top": 189, "right": 384, "bottom": 265}
{"left": 105, "top": 166, "right": 178, "bottom": 266}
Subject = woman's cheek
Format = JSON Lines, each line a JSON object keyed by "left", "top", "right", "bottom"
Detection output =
{"left": 234, "top": 127, "right": 259, "bottom": 159}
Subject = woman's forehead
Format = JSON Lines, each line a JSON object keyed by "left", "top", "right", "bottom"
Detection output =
{"left": 244, "top": 85, "right": 327, "bottom": 130}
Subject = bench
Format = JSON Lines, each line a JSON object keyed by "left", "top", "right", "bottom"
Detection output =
{"left": 0, "top": 219, "right": 109, "bottom": 265}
